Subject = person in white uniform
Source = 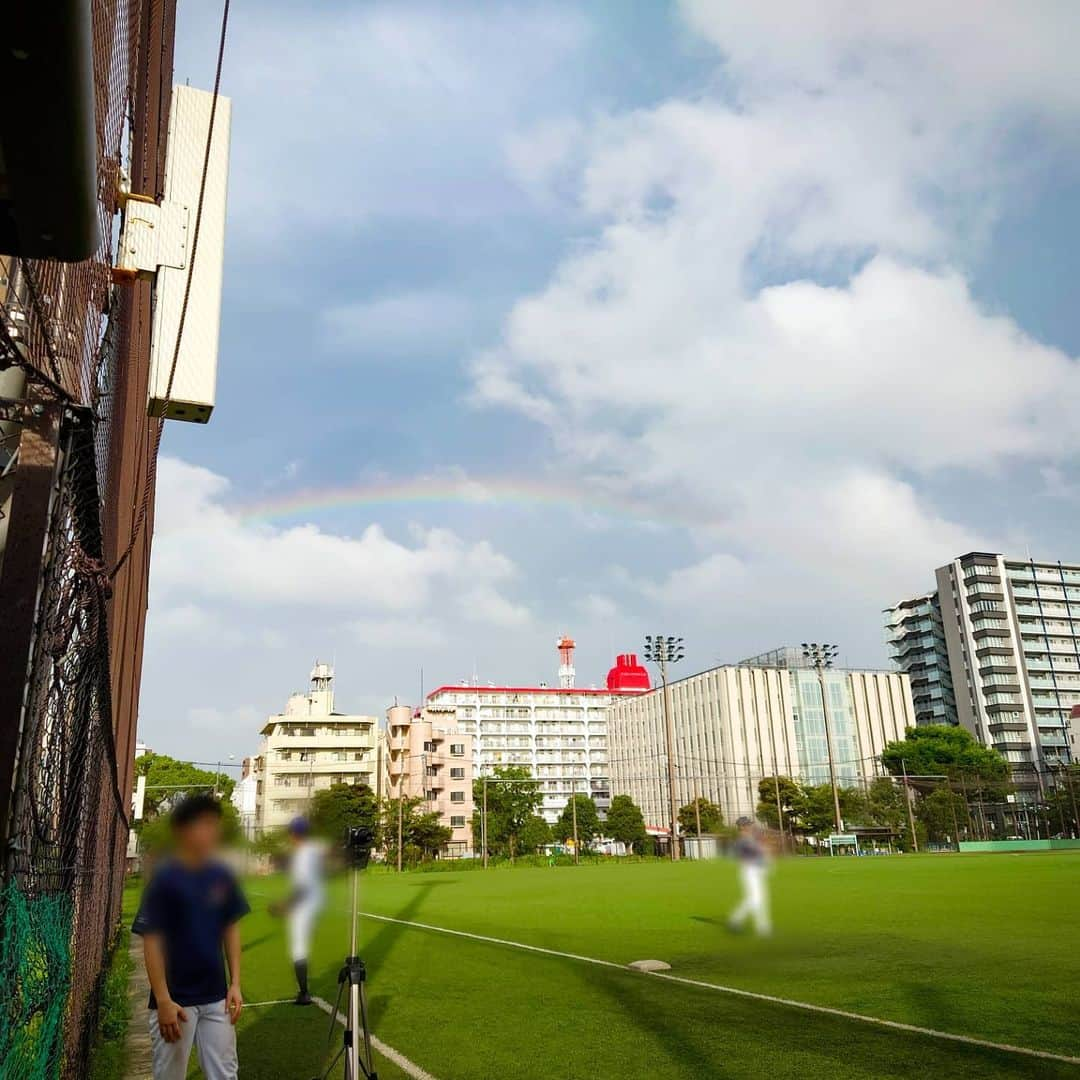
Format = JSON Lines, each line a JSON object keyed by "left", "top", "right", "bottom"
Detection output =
{"left": 727, "top": 816, "right": 772, "bottom": 937}
{"left": 271, "top": 816, "right": 325, "bottom": 1005}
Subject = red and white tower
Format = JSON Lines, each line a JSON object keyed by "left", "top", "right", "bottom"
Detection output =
{"left": 557, "top": 635, "right": 576, "bottom": 689}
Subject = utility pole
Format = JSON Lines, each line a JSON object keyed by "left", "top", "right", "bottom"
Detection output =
{"left": 901, "top": 758, "right": 918, "bottom": 852}
{"left": 801, "top": 643, "right": 843, "bottom": 834}
{"left": 482, "top": 777, "right": 489, "bottom": 869}
{"left": 571, "top": 779, "right": 579, "bottom": 865}
{"left": 644, "top": 635, "right": 685, "bottom": 861}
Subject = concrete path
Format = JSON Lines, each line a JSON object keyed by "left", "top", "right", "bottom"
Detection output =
{"left": 122, "top": 933, "right": 153, "bottom": 1080}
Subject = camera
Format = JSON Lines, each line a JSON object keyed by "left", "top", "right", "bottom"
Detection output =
{"left": 345, "top": 824, "right": 375, "bottom": 869}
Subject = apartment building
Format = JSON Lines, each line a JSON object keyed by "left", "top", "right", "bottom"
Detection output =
{"left": 888, "top": 552, "right": 1080, "bottom": 794}
{"left": 883, "top": 593, "right": 958, "bottom": 726}
{"left": 384, "top": 703, "right": 474, "bottom": 855}
{"left": 424, "top": 644, "right": 650, "bottom": 823}
{"left": 253, "top": 663, "right": 378, "bottom": 831}
{"left": 608, "top": 650, "right": 914, "bottom": 827}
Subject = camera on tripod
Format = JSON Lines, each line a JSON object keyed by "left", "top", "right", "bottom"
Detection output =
{"left": 344, "top": 824, "right": 375, "bottom": 869}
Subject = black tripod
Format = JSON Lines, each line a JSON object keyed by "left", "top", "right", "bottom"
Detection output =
{"left": 314, "top": 849, "right": 377, "bottom": 1080}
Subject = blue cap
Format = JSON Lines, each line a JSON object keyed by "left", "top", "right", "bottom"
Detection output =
{"left": 288, "top": 816, "right": 310, "bottom": 836}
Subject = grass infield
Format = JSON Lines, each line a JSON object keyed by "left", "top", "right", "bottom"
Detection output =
{"left": 126, "top": 852, "right": 1080, "bottom": 1079}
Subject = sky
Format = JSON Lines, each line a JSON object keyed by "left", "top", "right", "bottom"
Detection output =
{"left": 140, "top": 0, "right": 1080, "bottom": 764}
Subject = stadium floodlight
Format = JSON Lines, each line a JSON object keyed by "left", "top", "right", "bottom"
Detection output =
{"left": 643, "top": 634, "right": 685, "bottom": 861}
{"left": 801, "top": 642, "right": 844, "bottom": 834}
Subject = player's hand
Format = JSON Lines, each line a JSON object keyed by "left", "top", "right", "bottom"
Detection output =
{"left": 157, "top": 998, "right": 187, "bottom": 1042}
{"left": 227, "top": 983, "right": 243, "bottom": 1025}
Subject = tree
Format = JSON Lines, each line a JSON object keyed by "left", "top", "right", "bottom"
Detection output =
{"left": 472, "top": 766, "right": 543, "bottom": 860}
{"left": 554, "top": 794, "right": 601, "bottom": 848}
{"left": 677, "top": 797, "right": 723, "bottom": 836}
{"left": 133, "top": 753, "right": 240, "bottom": 853}
{"left": 518, "top": 814, "right": 552, "bottom": 854}
{"left": 135, "top": 752, "right": 235, "bottom": 819}
{"left": 880, "top": 725, "right": 1009, "bottom": 786}
{"left": 605, "top": 794, "right": 647, "bottom": 852}
{"left": 756, "top": 776, "right": 803, "bottom": 832}
{"left": 251, "top": 827, "right": 289, "bottom": 863}
{"left": 309, "top": 782, "right": 379, "bottom": 846}
{"left": 916, "top": 787, "right": 966, "bottom": 843}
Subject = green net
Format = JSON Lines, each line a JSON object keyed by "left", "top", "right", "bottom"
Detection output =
{"left": 0, "top": 880, "right": 74, "bottom": 1080}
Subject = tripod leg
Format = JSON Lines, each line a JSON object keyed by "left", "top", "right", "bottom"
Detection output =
{"left": 359, "top": 979, "right": 377, "bottom": 1079}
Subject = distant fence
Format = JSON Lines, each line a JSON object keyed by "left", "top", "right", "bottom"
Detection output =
{"left": 958, "top": 839, "right": 1080, "bottom": 853}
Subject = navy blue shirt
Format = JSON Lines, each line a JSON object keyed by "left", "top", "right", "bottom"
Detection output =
{"left": 132, "top": 859, "right": 249, "bottom": 1007}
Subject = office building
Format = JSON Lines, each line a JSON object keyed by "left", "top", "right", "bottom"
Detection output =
{"left": 253, "top": 663, "right": 378, "bottom": 831}
{"left": 424, "top": 642, "right": 650, "bottom": 823}
{"left": 383, "top": 704, "right": 474, "bottom": 856}
{"left": 608, "top": 650, "right": 914, "bottom": 827}
{"left": 883, "top": 593, "right": 958, "bottom": 726}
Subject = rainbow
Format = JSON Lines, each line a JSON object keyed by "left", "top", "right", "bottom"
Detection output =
{"left": 232, "top": 475, "right": 706, "bottom": 529}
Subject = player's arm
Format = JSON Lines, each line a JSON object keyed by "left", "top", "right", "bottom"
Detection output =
{"left": 224, "top": 921, "right": 243, "bottom": 1023}
{"left": 143, "top": 933, "right": 187, "bottom": 1042}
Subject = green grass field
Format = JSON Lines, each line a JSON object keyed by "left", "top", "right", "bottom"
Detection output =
{"left": 127, "top": 852, "right": 1080, "bottom": 1079}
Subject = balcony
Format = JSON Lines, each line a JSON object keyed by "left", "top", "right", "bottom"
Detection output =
{"left": 975, "top": 645, "right": 1014, "bottom": 660}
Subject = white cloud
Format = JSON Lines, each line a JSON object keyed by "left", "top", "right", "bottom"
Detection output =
{"left": 473, "top": 2, "right": 1080, "bottom": 636}
{"left": 680, "top": 0, "right": 1080, "bottom": 116}
{"left": 321, "top": 290, "right": 472, "bottom": 355}
{"left": 176, "top": 1, "right": 589, "bottom": 244}
{"left": 187, "top": 704, "right": 262, "bottom": 735}
{"left": 151, "top": 458, "right": 521, "bottom": 614}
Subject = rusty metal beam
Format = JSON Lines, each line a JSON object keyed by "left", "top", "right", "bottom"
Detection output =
{"left": 0, "top": 398, "right": 61, "bottom": 843}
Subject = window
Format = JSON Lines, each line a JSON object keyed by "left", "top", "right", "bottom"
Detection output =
{"left": 423, "top": 741, "right": 436, "bottom": 753}
{"left": 450, "top": 743, "right": 465, "bottom": 757}
{"left": 450, "top": 767, "right": 465, "bottom": 779}
{"left": 450, "top": 816, "right": 466, "bottom": 828}
{"left": 450, "top": 790, "right": 465, "bottom": 803}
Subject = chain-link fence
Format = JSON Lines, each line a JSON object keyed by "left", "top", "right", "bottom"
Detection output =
{"left": 0, "top": 1, "right": 167, "bottom": 1076}
{"left": 0, "top": 409, "right": 131, "bottom": 1077}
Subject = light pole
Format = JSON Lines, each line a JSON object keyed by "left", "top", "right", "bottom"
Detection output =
{"left": 643, "top": 634, "right": 685, "bottom": 861}
{"left": 801, "top": 642, "right": 843, "bottom": 835}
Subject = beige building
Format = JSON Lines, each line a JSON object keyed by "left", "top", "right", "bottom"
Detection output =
{"left": 608, "top": 649, "right": 915, "bottom": 828}
{"left": 254, "top": 663, "right": 378, "bottom": 831}
{"left": 384, "top": 704, "right": 474, "bottom": 856}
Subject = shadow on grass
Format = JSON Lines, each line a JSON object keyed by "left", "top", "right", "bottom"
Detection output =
{"left": 231, "top": 876, "right": 440, "bottom": 1079}
{"left": 572, "top": 958, "right": 1080, "bottom": 1080}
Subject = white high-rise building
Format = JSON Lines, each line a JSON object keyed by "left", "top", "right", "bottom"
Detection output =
{"left": 424, "top": 644, "right": 650, "bottom": 823}
{"left": 888, "top": 552, "right": 1080, "bottom": 798}
{"left": 253, "top": 663, "right": 378, "bottom": 831}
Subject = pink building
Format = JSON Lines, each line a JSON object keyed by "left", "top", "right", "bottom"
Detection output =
{"left": 385, "top": 703, "right": 474, "bottom": 856}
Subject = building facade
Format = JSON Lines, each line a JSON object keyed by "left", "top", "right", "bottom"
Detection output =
{"left": 608, "top": 653, "right": 915, "bottom": 827}
{"left": 888, "top": 553, "right": 1080, "bottom": 795}
{"left": 883, "top": 593, "right": 958, "bottom": 727}
{"left": 424, "top": 645, "right": 650, "bottom": 824}
{"left": 384, "top": 704, "right": 474, "bottom": 855}
{"left": 253, "top": 663, "right": 378, "bottom": 831}
{"left": 936, "top": 553, "right": 1079, "bottom": 778}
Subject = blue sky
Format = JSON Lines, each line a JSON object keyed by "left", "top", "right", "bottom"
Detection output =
{"left": 140, "top": 0, "right": 1080, "bottom": 763}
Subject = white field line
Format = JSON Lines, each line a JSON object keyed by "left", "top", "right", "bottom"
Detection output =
{"left": 243, "top": 998, "right": 296, "bottom": 1008}
{"left": 312, "top": 995, "right": 439, "bottom": 1080}
{"left": 359, "top": 912, "right": 1080, "bottom": 1068}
